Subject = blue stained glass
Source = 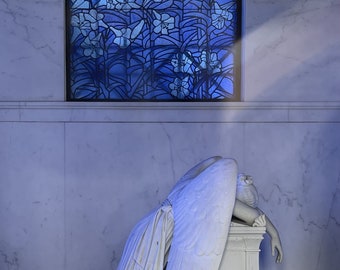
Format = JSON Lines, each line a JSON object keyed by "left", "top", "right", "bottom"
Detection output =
{"left": 66, "top": 0, "right": 241, "bottom": 101}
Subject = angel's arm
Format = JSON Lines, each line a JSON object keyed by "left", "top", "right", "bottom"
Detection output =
{"left": 232, "top": 199, "right": 283, "bottom": 263}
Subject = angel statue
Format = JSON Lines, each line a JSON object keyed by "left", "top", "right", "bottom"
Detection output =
{"left": 117, "top": 156, "right": 283, "bottom": 270}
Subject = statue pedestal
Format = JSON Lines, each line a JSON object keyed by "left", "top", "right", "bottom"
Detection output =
{"left": 219, "top": 222, "right": 266, "bottom": 270}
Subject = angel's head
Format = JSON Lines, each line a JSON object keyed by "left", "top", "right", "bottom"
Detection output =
{"left": 237, "top": 173, "right": 253, "bottom": 185}
{"left": 236, "top": 173, "right": 258, "bottom": 208}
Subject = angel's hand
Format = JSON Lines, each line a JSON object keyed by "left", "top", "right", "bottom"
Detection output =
{"left": 271, "top": 236, "right": 283, "bottom": 263}
{"left": 252, "top": 214, "right": 266, "bottom": 227}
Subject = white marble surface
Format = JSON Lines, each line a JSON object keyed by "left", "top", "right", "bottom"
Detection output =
{"left": 244, "top": 0, "right": 340, "bottom": 101}
{"left": 244, "top": 123, "right": 340, "bottom": 270}
{"left": 1, "top": 101, "right": 340, "bottom": 123}
{"left": 0, "top": 120, "right": 339, "bottom": 269}
{"left": 0, "top": 122, "right": 65, "bottom": 270}
{"left": 0, "top": 0, "right": 339, "bottom": 102}
{"left": 63, "top": 122, "right": 245, "bottom": 269}
{"left": 0, "top": 0, "right": 64, "bottom": 101}
{"left": 220, "top": 222, "right": 266, "bottom": 270}
{"left": 0, "top": 0, "right": 340, "bottom": 270}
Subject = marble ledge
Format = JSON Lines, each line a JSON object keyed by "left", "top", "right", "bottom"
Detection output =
{"left": 0, "top": 101, "right": 340, "bottom": 123}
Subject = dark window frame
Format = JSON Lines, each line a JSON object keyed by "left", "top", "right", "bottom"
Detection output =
{"left": 65, "top": 0, "right": 242, "bottom": 102}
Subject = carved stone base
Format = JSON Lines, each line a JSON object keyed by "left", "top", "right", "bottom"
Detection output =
{"left": 219, "top": 222, "right": 266, "bottom": 270}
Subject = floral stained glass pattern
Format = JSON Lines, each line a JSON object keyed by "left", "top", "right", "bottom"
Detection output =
{"left": 66, "top": 0, "right": 242, "bottom": 101}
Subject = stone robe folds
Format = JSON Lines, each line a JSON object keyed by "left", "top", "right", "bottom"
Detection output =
{"left": 117, "top": 204, "right": 174, "bottom": 270}
{"left": 118, "top": 158, "right": 238, "bottom": 270}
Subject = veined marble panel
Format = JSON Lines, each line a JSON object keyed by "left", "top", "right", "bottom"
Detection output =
{"left": 0, "top": 0, "right": 64, "bottom": 101}
{"left": 64, "top": 122, "right": 244, "bottom": 269}
{"left": 0, "top": 122, "right": 65, "bottom": 270}
{"left": 244, "top": 0, "right": 340, "bottom": 102}
{"left": 0, "top": 1, "right": 339, "bottom": 102}
{"left": 1, "top": 119, "right": 339, "bottom": 270}
{"left": 243, "top": 123, "right": 340, "bottom": 270}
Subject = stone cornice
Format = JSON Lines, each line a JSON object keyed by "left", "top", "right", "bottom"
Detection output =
{"left": 0, "top": 101, "right": 340, "bottom": 123}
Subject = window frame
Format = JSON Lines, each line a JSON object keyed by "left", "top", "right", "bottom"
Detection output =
{"left": 65, "top": 0, "right": 242, "bottom": 102}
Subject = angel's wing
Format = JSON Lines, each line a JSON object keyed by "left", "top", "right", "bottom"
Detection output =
{"left": 166, "top": 158, "right": 238, "bottom": 270}
{"left": 167, "top": 156, "right": 222, "bottom": 203}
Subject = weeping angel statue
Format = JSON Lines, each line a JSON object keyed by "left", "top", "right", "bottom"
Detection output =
{"left": 118, "top": 157, "right": 283, "bottom": 270}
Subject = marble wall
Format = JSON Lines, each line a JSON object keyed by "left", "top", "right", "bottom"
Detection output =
{"left": 0, "top": 1, "right": 340, "bottom": 270}
{"left": 243, "top": 0, "right": 340, "bottom": 101}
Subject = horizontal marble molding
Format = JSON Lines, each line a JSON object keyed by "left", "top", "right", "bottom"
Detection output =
{"left": 0, "top": 101, "right": 340, "bottom": 123}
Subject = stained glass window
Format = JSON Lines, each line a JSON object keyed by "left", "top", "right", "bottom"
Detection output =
{"left": 66, "top": 0, "right": 242, "bottom": 101}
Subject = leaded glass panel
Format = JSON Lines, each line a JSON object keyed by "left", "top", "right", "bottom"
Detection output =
{"left": 66, "top": 0, "right": 242, "bottom": 101}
